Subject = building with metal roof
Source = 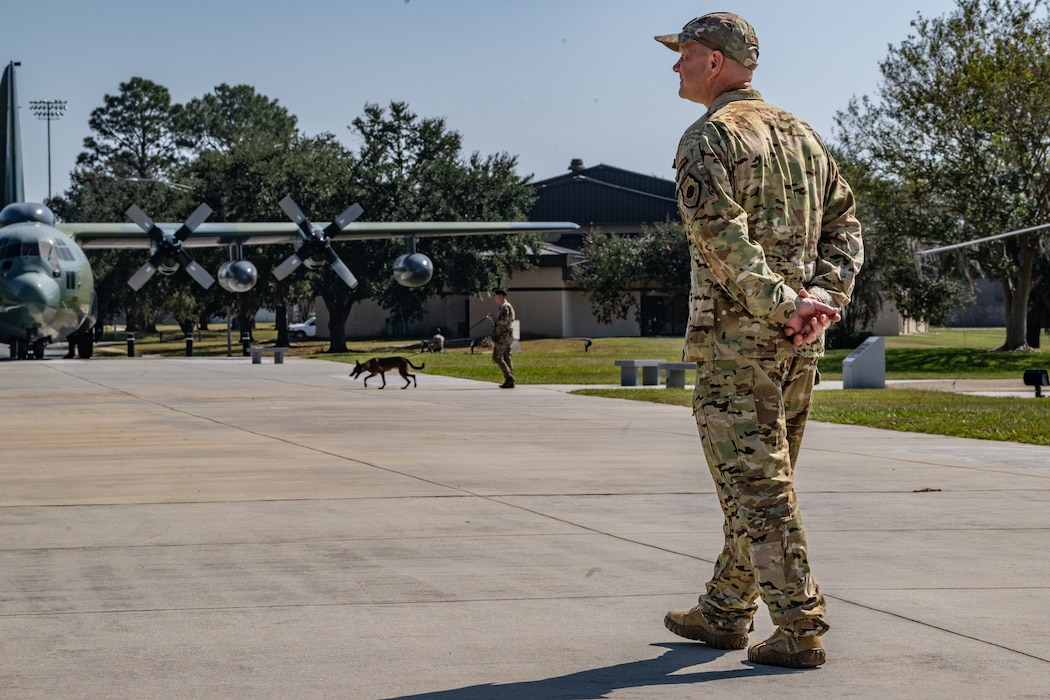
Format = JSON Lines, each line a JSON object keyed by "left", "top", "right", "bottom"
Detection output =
{"left": 314, "top": 160, "right": 681, "bottom": 342}
{"left": 531, "top": 159, "right": 679, "bottom": 242}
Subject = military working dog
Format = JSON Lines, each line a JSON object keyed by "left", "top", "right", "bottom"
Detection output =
{"left": 350, "top": 356, "right": 425, "bottom": 389}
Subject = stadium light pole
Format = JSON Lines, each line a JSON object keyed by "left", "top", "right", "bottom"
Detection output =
{"left": 28, "top": 99, "right": 67, "bottom": 200}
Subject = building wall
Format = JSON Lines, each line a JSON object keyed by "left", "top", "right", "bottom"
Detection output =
{"left": 465, "top": 290, "right": 640, "bottom": 339}
{"left": 565, "top": 289, "right": 640, "bottom": 337}
{"left": 306, "top": 278, "right": 937, "bottom": 342}
{"left": 308, "top": 263, "right": 641, "bottom": 341}
{"left": 947, "top": 278, "right": 1005, "bottom": 327}
{"left": 467, "top": 265, "right": 640, "bottom": 339}
{"left": 867, "top": 300, "right": 927, "bottom": 336}
{"left": 311, "top": 295, "right": 467, "bottom": 341}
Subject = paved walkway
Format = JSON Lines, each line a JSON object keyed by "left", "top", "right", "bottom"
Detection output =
{"left": 1, "top": 356, "right": 1048, "bottom": 698}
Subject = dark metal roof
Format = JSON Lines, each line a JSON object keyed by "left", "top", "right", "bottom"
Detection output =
{"left": 529, "top": 162, "right": 679, "bottom": 227}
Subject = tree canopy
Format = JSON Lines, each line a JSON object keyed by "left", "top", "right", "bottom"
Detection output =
{"left": 313, "top": 101, "right": 541, "bottom": 352}
{"left": 835, "top": 0, "right": 1050, "bottom": 349}
{"left": 52, "top": 83, "right": 540, "bottom": 349}
{"left": 174, "top": 83, "right": 297, "bottom": 153}
{"left": 76, "top": 77, "right": 184, "bottom": 180}
{"left": 574, "top": 222, "right": 689, "bottom": 329}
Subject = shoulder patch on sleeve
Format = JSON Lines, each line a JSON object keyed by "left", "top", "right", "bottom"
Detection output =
{"left": 676, "top": 157, "right": 715, "bottom": 217}
{"left": 679, "top": 172, "right": 704, "bottom": 210}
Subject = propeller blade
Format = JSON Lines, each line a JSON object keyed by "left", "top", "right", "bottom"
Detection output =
{"left": 126, "top": 204, "right": 157, "bottom": 235}
{"left": 278, "top": 196, "right": 314, "bottom": 237}
{"left": 128, "top": 261, "right": 157, "bottom": 291}
{"left": 125, "top": 204, "right": 215, "bottom": 290}
{"left": 329, "top": 257, "right": 359, "bottom": 289}
{"left": 175, "top": 203, "right": 214, "bottom": 241}
{"left": 324, "top": 203, "right": 364, "bottom": 237}
{"left": 272, "top": 252, "right": 304, "bottom": 281}
{"left": 177, "top": 250, "right": 216, "bottom": 290}
{"left": 182, "top": 260, "right": 216, "bottom": 290}
{"left": 273, "top": 198, "right": 361, "bottom": 287}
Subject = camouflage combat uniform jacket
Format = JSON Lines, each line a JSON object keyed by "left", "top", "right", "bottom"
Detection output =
{"left": 675, "top": 89, "right": 863, "bottom": 361}
{"left": 493, "top": 300, "right": 515, "bottom": 342}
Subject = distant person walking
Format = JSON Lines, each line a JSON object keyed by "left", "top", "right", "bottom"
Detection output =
{"left": 430, "top": 328, "right": 445, "bottom": 353}
{"left": 486, "top": 289, "right": 516, "bottom": 388}
{"left": 654, "top": 12, "right": 863, "bottom": 668}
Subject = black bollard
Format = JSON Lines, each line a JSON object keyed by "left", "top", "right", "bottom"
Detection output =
{"left": 185, "top": 334, "right": 194, "bottom": 357}
{"left": 126, "top": 332, "right": 135, "bottom": 357}
{"left": 241, "top": 332, "right": 251, "bottom": 356}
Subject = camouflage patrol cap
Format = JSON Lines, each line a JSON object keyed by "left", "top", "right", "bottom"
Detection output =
{"left": 654, "top": 12, "right": 759, "bottom": 70}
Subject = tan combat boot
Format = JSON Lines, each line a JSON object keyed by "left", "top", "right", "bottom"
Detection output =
{"left": 747, "top": 627, "right": 825, "bottom": 668}
{"left": 663, "top": 605, "right": 749, "bottom": 650}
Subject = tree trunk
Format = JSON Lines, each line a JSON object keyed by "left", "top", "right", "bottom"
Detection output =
{"left": 1027, "top": 270, "right": 1049, "bottom": 349}
{"left": 1027, "top": 304, "right": 1041, "bottom": 349}
{"left": 275, "top": 305, "right": 289, "bottom": 347}
{"left": 322, "top": 291, "right": 351, "bottom": 353}
{"left": 236, "top": 313, "right": 254, "bottom": 343}
{"left": 997, "top": 244, "right": 1036, "bottom": 351}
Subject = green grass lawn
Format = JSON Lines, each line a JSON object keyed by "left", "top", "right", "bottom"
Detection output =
{"left": 572, "top": 387, "right": 1050, "bottom": 446}
{"left": 822, "top": 327, "right": 1047, "bottom": 380}
{"left": 321, "top": 336, "right": 686, "bottom": 385}
{"left": 116, "top": 326, "right": 1050, "bottom": 445}
{"left": 119, "top": 325, "right": 1047, "bottom": 381}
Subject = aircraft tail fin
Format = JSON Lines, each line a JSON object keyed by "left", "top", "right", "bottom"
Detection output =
{"left": 1, "top": 61, "right": 25, "bottom": 208}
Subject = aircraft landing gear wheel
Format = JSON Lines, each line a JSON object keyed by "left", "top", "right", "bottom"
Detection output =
{"left": 32, "top": 338, "right": 46, "bottom": 360}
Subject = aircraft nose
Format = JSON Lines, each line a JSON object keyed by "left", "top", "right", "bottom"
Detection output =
{"left": 6, "top": 272, "right": 61, "bottom": 323}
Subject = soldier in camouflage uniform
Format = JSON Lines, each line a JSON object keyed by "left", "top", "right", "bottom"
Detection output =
{"left": 654, "top": 13, "right": 863, "bottom": 669}
{"left": 486, "top": 289, "right": 516, "bottom": 388}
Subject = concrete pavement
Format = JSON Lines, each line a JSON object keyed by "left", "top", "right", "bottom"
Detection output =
{"left": 1, "top": 355, "right": 1048, "bottom": 698}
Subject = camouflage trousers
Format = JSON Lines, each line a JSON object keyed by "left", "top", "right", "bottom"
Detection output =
{"left": 492, "top": 335, "right": 514, "bottom": 382}
{"left": 691, "top": 356, "right": 828, "bottom": 636}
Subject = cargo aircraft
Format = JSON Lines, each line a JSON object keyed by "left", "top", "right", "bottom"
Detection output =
{"left": 0, "top": 61, "right": 577, "bottom": 359}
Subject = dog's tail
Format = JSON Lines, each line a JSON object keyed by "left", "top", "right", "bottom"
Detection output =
{"left": 407, "top": 360, "right": 426, "bottom": 370}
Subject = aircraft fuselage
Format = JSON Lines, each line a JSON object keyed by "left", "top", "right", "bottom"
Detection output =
{"left": 0, "top": 203, "right": 96, "bottom": 358}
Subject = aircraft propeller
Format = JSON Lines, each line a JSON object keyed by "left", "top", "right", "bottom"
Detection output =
{"left": 126, "top": 203, "right": 216, "bottom": 291}
{"left": 272, "top": 196, "right": 363, "bottom": 289}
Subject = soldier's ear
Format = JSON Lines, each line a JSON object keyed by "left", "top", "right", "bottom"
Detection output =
{"left": 710, "top": 49, "right": 725, "bottom": 73}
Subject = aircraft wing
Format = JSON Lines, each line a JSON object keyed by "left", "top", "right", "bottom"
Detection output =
{"left": 58, "top": 220, "right": 579, "bottom": 249}
{"left": 914, "top": 222, "right": 1050, "bottom": 255}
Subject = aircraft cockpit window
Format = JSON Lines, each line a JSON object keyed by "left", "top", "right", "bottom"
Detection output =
{"left": 22, "top": 241, "right": 37, "bottom": 257}
{"left": 54, "top": 239, "right": 76, "bottom": 262}
{"left": 40, "top": 240, "right": 61, "bottom": 272}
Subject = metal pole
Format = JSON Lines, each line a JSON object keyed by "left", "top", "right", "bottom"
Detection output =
{"left": 45, "top": 117, "right": 51, "bottom": 197}
{"left": 29, "top": 100, "right": 66, "bottom": 200}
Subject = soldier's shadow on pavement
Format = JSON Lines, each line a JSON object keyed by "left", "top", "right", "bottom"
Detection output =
{"left": 386, "top": 642, "right": 798, "bottom": 700}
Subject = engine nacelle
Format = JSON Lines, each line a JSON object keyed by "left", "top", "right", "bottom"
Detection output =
{"left": 156, "top": 256, "right": 180, "bottom": 276}
{"left": 217, "top": 260, "right": 259, "bottom": 293}
{"left": 393, "top": 252, "right": 434, "bottom": 288}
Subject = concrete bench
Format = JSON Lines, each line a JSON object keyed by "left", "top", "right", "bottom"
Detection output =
{"left": 660, "top": 362, "right": 696, "bottom": 389}
{"left": 249, "top": 347, "right": 289, "bottom": 365}
{"left": 614, "top": 359, "right": 663, "bottom": 387}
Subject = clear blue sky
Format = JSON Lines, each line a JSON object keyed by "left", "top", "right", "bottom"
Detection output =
{"left": 9, "top": 0, "right": 960, "bottom": 203}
